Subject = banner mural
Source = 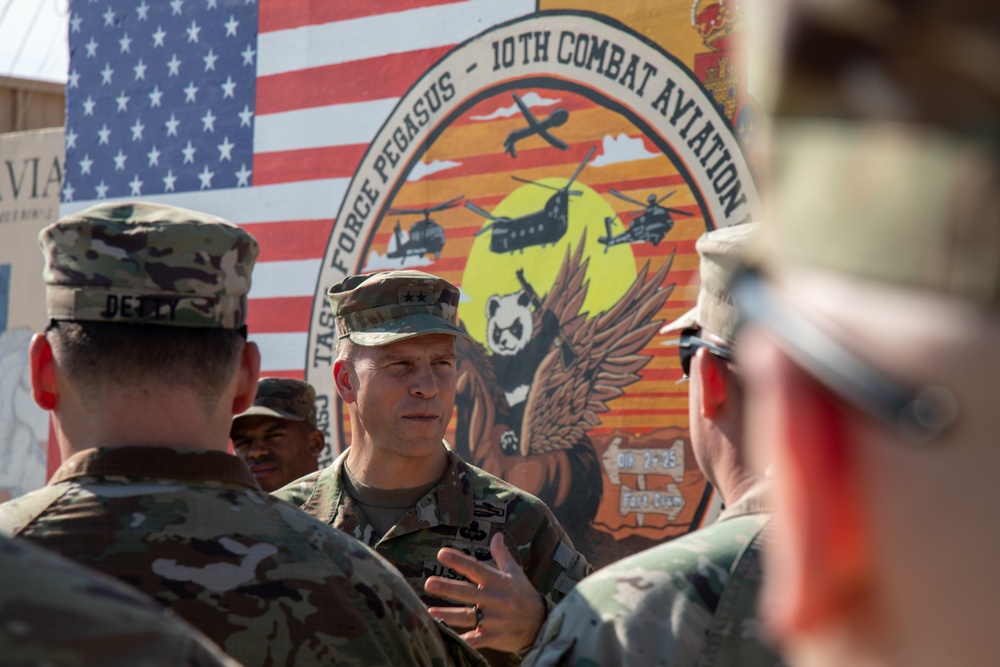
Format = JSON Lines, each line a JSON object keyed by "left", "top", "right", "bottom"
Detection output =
{"left": 56, "top": 0, "right": 760, "bottom": 567}
{"left": 307, "top": 8, "right": 760, "bottom": 565}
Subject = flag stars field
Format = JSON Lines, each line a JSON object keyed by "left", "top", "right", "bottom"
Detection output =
{"left": 62, "top": 0, "right": 256, "bottom": 199}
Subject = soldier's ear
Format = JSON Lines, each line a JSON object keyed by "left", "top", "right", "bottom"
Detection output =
{"left": 333, "top": 358, "right": 357, "bottom": 404}
{"left": 695, "top": 347, "right": 729, "bottom": 419}
{"left": 232, "top": 341, "right": 261, "bottom": 415}
{"left": 307, "top": 428, "right": 325, "bottom": 457}
{"left": 29, "top": 333, "right": 58, "bottom": 411}
{"left": 760, "top": 343, "right": 870, "bottom": 644}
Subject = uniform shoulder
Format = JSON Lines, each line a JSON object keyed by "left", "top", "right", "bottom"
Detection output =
{"left": 0, "top": 484, "right": 71, "bottom": 536}
{"left": 523, "top": 515, "right": 771, "bottom": 667}
{"left": 272, "top": 466, "right": 327, "bottom": 507}
{"left": 0, "top": 534, "right": 237, "bottom": 667}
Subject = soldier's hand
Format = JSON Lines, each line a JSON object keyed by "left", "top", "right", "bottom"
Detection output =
{"left": 425, "top": 531, "right": 546, "bottom": 653}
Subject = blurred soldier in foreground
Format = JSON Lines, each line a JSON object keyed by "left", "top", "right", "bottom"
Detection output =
{"left": 0, "top": 202, "right": 484, "bottom": 667}
{"left": 276, "top": 270, "right": 590, "bottom": 667}
{"left": 522, "top": 224, "right": 783, "bottom": 667}
{"left": 734, "top": 1, "right": 1000, "bottom": 666}
{"left": 0, "top": 533, "right": 237, "bottom": 667}
{"left": 231, "top": 377, "right": 324, "bottom": 491}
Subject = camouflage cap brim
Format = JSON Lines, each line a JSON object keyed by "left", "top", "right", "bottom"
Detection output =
{"left": 232, "top": 405, "right": 308, "bottom": 424}
{"left": 659, "top": 307, "right": 697, "bottom": 335}
{"left": 348, "top": 312, "right": 474, "bottom": 347}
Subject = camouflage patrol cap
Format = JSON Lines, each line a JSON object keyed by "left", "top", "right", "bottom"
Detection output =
{"left": 757, "top": 121, "right": 1000, "bottom": 305}
{"left": 40, "top": 201, "right": 258, "bottom": 329}
{"left": 234, "top": 377, "right": 318, "bottom": 427}
{"left": 327, "top": 270, "right": 472, "bottom": 346}
{"left": 661, "top": 223, "right": 757, "bottom": 345}
{"left": 768, "top": 0, "right": 1000, "bottom": 125}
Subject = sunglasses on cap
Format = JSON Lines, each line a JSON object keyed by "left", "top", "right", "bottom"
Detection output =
{"left": 678, "top": 328, "right": 734, "bottom": 379}
{"left": 728, "top": 266, "right": 958, "bottom": 444}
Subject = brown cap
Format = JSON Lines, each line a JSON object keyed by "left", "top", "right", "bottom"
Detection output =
{"left": 233, "top": 378, "right": 317, "bottom": 427}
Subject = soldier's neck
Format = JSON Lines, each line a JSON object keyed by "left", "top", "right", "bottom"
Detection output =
{"left": 344, "top": 437, "right": 448, "bottom": 491}
{"left": 54, "top": 385, "right": 233, "bottom": 458}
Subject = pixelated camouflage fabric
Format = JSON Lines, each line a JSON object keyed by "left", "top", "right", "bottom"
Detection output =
{"left": 40, "top": 202, "right": 258, "bottom": 329}
{"left": 521, "top": 508, "right": 784, "bottom": 667}
{"left": 0, "top": 532, "right": 238, "bottom": 667}
{"left": 235, "top": 377, "right": 318, "bottom": 426}
{"left": 277, "top": 445, "right": 592, "bottom": 667}
{"left": 326, "top": 270, "right": 472, "bottom": 345}
{"left": 0, "top": 446, "right": 479, "bottom": 667}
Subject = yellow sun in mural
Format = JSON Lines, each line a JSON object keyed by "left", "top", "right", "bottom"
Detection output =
{"left": 461, "top": 179, "right": 638, "bottom": 344}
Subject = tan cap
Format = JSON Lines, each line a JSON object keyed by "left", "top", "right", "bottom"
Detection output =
{"left": 758, "top": 121, "right": 1000, "bottom": 306}
{"left": 326, "top": 270, "right": 472, "bottom": 346}
{"left": 661, "top": 223, "right": 757, "bottom": 344}
{"left": 234, "top": 378, "right": 317, "bottom": 427}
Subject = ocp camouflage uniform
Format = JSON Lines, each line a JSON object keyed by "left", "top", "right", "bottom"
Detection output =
{"left": 0, "top": 447, "right": 483, "bottom": 667}
{"left": 4, "top": 201, "right": 486, "bottom": 667}
{"left": 0, "top": 532, "right": 237, "bottom": 667}
{"left": 276, "top": 445, "right": 592, "bottom": 667}
{"left": 521, "top": 483, "right": 783, "bottom": 667}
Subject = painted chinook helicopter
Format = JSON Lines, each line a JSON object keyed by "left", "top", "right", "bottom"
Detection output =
{"left": 597, "top": 189, "right": 694, "bottom": 253}
{"left": 466, "top": 147, "right": 596, "bottom": 254}
{"left": 385, "top": 196, "right": 463, "bottom": 262}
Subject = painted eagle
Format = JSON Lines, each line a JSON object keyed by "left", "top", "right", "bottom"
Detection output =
{"left": 453, "top": 234, "right": 676, "bottom": 553}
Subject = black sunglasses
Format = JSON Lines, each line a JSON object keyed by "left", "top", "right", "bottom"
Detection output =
{"left": 678, "top": 327, "right": 734, "bottom": 379}
{"left": 729, "top": 267, "right": 957, "bottom": 444}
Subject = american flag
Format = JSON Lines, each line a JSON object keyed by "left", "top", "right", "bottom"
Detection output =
{"left": 61, "top": 0, "right": 536, "bottom": 378}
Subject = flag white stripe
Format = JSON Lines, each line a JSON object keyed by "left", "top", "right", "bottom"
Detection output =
{"left": 254, "top": 99, "right": 399, "bottom": 153}
{"left": 59, "top": 178, "right": 348, "bottom": 225}
{"left": 257, "top": 0, "right": 534, "bottom": 77}
{"left": 248, "top": 259, "right": 322, "bottom": 299}
{"left": 250, "top": 332, "right": 309, "bottom": 372}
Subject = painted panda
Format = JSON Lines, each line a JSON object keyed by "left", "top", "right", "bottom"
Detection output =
{"left": 485, "top": 290, "right": 560, "bottom": 453}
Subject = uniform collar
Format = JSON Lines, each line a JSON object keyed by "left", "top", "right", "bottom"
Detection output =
{"left": 50, "top": 446, "right": 257, "bottom": 488}
{"left": 331, "top": 444, "right": 475, "bottom": 535}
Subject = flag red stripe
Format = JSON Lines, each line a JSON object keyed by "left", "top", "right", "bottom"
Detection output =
{"left": 256, "top": 46, "right": 454, "bottom": 115}
{"left": 247, "top": 296, "right": 313, "bottom": 333}
{"left": 246, "top": 219, "right": 336, "bottom": 262}
{"left": 256, "top": 136, "right": 678, "bottom": 187}
{"left": 258, "top": 0, "right": 466, "bottom": 33}
{"left": 254, "top": 144, "right": 368, "bottom": 186}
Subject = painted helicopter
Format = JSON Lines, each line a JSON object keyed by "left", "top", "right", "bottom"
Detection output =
{"left": 467, "top": 146, "right": 596, "bottom": 255}
{"left": 597, "top": 189, "right": 694, "bottom": 253}
{"left": 385, "top": 196, "right": 463, "bottom": 262}
{"left": 503, "top": 92, "right": 570, "bottom": 158}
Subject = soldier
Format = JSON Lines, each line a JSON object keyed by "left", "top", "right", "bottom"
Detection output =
{"left": 732, "top": 1, "right": 1000, "bottom": 666}
{"left": 0, "top": 202, "right": 485, "bottom": 667}
{"left": 0, "top": 533, "right": 237, "bottom": 667}
{"left": 231, "top": 377, "right": 324, "bottom": 492}
{"left": 275, "top": 270, "right": 591, "bottom": 667}
{"left": 521, "top": 224, "right": 784, "bottom": 667}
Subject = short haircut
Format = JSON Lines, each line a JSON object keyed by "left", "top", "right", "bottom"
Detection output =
{"left": 46, "top": 321, "right": 245, "bottom": 410}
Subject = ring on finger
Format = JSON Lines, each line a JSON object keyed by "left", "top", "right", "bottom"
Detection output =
{"left": 475, "top": 606, "right": 484, "bottom": 629}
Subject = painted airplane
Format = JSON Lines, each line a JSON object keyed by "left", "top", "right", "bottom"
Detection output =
{"left": 503, "top": 92, "right": 570, "bottom": 158}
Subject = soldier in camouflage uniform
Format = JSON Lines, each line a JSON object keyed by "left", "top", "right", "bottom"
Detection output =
{"left": 0, "top": 533, "right": 237, "bottom": 667}
{"left": 0, "top": 203, "right": 485, "bottom": 667}
{"left": 276, "top": 270, "right": 591, "bottom": 667}
{"left": 231, "top": 378, "right": 324, "bottom": 492}
{"left": 521, "top": 224, "right": 784, "bottom": 667}
{"left": 730, "top": 2, "right": 1000, "bottom": 666}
